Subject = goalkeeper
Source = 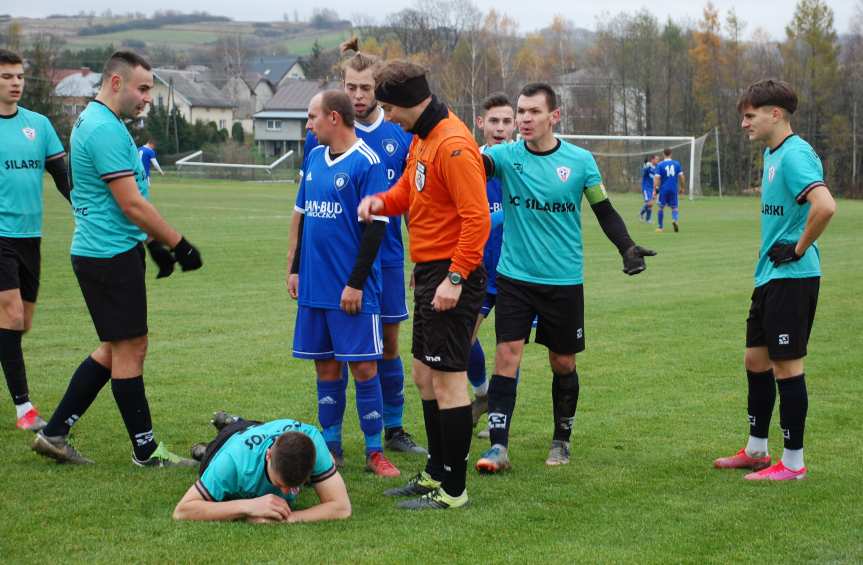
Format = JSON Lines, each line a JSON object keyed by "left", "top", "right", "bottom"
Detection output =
{"left": 475, "top": 82, "right": 655, "bottom": 474}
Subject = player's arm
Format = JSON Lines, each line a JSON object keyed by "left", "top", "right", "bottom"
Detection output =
{"left": 342, "top": 219, "right": 387, "bottom": 315}
{"left": 151, "top": 158, "right": 164, "bottom": 175}
{"left": 44, "top": 154, "right": 71, "bottom": 203}
{"left": 172, "top": 484, "right": 291, "bottom": 523}
{"left": 287, "top": 213, "right": 303, "bottom": 299}
{"left": 768, "top": 185, "right": 836, "bottom": 265}
{"left": 678, "top": 172, "right": 686, "bottom": 195}
{"left": 287, "top": 471, "right": 351, "bottom": 524}
{"left": 653, "top": 172, "right": 660, "bottom": 191}
{"left": 358, "top": 169, "right": 410, "bottom": 221}
{"left": 586, "top": 185, "right": 656, "bottom": 275}
{"left": 442, "top": 142, "right": 490, "bottom": 278}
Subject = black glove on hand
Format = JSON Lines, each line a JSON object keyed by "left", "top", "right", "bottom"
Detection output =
{"left": 767, "top": 241, "right": 802, "bottom": 266}
{"left": 173, "top": 237, "right": 203, "bottom": 272}
{"left": 146, "top": 240, "right": 176, "bottom": 279}
{"left": 622, "top": 245, "right": 657, "bottom": 275}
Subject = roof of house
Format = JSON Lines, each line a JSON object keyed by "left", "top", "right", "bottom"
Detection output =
{"left": 261, "top": 78, "right": 340, "bottom": 112}
{"left": 54, "top": 70, "right": 101, "bottom": 97}
{"left": 245, "top": 56, "right": 302, "bottom": 84}
{"left": 153, "top": 68, "right": 234, "bottom": 109}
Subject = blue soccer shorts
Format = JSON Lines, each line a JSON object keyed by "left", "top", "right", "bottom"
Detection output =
{"left": 658, "top": 189, "right": 679, "bottom": 208}
{"left": 293, "top": 305, "right": 383, "bottom": 362}
{"left": 642, "top": 187, "right": 654, "bottom": 202}
{"left": 380, "top": 265, "right": 409, "bottom": 324}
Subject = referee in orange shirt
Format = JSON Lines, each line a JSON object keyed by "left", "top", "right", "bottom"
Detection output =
{"left": 358, "top": 61, "right": 489, "bottom": 510}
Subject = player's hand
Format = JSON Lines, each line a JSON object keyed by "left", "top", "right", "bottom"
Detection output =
{"left": 622, "top": 245, "right": 656, "bottom": 275}
{"left": 340, "top": 286, "right": 363, "bottom": 315}
{"left": 287, "top": 274, "right": 299, "bottom": 299}
{"left": 767, "top": 241, "right": 802, "bottom": 266}
{"left": 357, "top": 196, "right": 384, "bottom": 222}
{"left": 173, "top": 237, "right": 203, "bottom": 272}
{"left": 432, "top": 277, "right": 462, "bottom": 311}
{"left": 409, "top": 272, "right": 416, "bottom": 291}
{"left": 146, "top": 240, "right": 175, "bottom": 279}
{"left": 245, "top": 494, "right": 291, "bottom": 522}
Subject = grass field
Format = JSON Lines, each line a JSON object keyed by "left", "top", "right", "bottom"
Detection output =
{"left": 1, "top": 178, "right": 861, "bottom": 563}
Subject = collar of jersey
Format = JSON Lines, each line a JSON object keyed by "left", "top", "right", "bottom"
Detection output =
{"left": 325, "top": 138, "right": 364, "bottom": 167}
{"left": 0, "top": 109, "right": 18, "bottom": 119}
{"left": 92, "top": 99, "right": 123, "bottom": 123}
{"left": 767, "top": 133, "right": 797, "bottom": 155}
{"left": 354, "top": 106, "right": 384, "bottom": 133}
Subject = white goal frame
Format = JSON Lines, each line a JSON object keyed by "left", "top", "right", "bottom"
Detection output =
{"left": 176, "top": 149, "right": 294, "bottom": 175}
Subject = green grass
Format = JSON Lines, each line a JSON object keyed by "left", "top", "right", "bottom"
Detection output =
{"left": 1, "top": 178, "right": 861, "bottom": 563}
{"left": 280, "top": 30, "right": 353, "bottom": 55}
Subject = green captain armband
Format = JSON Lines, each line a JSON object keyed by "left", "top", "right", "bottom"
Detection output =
{"left": 584, "top": 184, "right": 608, "bottom": 205}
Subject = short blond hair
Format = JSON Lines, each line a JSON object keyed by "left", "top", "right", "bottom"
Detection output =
{"left": 340, "top": 37, "right": 381, "bottom": 75}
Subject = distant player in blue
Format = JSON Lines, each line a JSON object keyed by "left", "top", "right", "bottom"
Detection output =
{"left": 0, "top": 49, "right": 71, "bottom": 432}
{"left": 137, "top": 139, "right": 163, "bottom": 185}
{"left": 287, "top": 90, "right": 401, "bottom": 477}
{"left": 653, "top": 147, "right": 686, "bottom": 232}
{"left": 173, "top": 411, "right": 350, "bottom": 523}
{"left": 638, "top": 154, "right": 658, "bottom": 223}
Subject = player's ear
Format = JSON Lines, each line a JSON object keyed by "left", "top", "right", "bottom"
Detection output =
{"left": 475, "top": 115, "right": 484, "bottom": 129}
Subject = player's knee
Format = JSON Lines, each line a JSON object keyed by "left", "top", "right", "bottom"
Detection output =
{"left": 743, "top": 348, "right": 770, "bottom": 373}
{"left": 350, "top": 361, "right": 377, "bottom": 381}
{"left": 0, "top": 300, "right": 25, "bottom": 330}
{"left": 382, "top": 338, "right": 399, "bottom": 359}
{"left": 549, "top": 353, "right": 575, "bottom": 375}
{"left": 771, "top": 358, "right": 804, "bottom": 379}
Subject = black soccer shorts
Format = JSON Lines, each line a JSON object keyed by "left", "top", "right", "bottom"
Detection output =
{"left": 0, "top": 237, "right": 41, "bottom": 303}
{"left": 746, "top": 277, "right": 819, "bottom": 360}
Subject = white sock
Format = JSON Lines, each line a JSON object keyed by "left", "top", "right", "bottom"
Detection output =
{"left": 473, "top": 381, "right": 488, "bottom": 397}
{"left": 15, "top": 401, "right": 33, "bottom": 419}
{"left": 745, "top": 435, "right": 768, "bottom": 457}
{"left": 781, "top": 448, "right": 805, "bottom": 471}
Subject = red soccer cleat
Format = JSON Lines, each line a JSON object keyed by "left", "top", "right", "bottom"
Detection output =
{"left": 16, "top": 407, "right": 47, "bottom": 432}
{"left": 713, "top": 448, "right": 771, "bottom": 470}
{"left": 744, "top": 461, "right": 807, "bottom": 481}
{"left": 366, "top": 451, "right": 400, "bottom": 477}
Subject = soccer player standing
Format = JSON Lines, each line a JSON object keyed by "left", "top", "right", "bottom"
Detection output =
{"left": 653, "top": 147, "right": 686, "bottom": 232}
{"left": 639, "top": 154, "right": 658, "bottom": 223}
{"left": 32, "top": 51, "right": 202, "bottom": 466}
{"left": 288, "top": 90, "right": 400, "bottom": 477}
{"left": 138, "top": 139, "right": 163, "bottom": 186}
{"left": 714, "top": 79, "right": 835, "bottom": 480}
{"left": 0, "top": 49, "right": 71, "bottom": 431}
{"left": 475, "top": 83, "right": 655, "bottom": 473}
{"left": 358, "top": 61, "right": 489, "bottom": 510}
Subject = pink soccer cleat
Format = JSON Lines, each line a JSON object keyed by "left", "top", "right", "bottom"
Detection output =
{"left": 744, "top": 461, "right": 807, "bottom": 481}
{"left": 714, "top": 448, "right": 771, "bottom": 470}
{"left": 16, "top": 407, "right": 47, "bottom": 432}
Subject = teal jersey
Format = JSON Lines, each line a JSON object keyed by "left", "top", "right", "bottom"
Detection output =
{"left": 0, "top": 107, "right": 65, "bottom": 237}
{"left": 196, "top": 419, "right": 336, "bottom": 504}
{"left": 755, "top": 134, "right": 824, "bottom": 287}
{"left": 70, "top": 101, "right": 148, "bottom": 258}
{"left": 486, "top": 139, "right": 603, "bottom": 285}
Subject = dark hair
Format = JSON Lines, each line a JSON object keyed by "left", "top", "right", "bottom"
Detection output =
{"left": 103, "top": 50, "right": 152, "bottom": 78}
{"left": 340, "top": 37, "right": 381, "bottom": 75}
{"left": 270, "top": 432, "right": 316, "bottom": 486}
{"left": 374, "top": 60, "right": 427, "bottom": 88}
{"left": 737, "top": 79, "right": 798, "bottom": 115}
{"left": 481, "top": 92, "right": 512, "bottom": 114}
{"left": 0, "top": 49, "right": 23, "bottom": 66}
{"left": 519, "top": 82, "right": 558, "bottom": 111}
{"left": 320, "top": 89, "right": 355, "bottom": 128}
{"left": 663, "top": 148, "right": 672, "bottom": 157}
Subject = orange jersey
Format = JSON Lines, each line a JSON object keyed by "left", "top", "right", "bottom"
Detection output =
{"left": 377, "top": 111, "right": 489, "bottom": 276}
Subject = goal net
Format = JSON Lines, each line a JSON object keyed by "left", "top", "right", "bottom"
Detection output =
{"left": 174, "top": 149, "right": 296, "bottom": 182}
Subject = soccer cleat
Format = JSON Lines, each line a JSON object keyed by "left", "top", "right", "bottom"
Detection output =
{"left": 672, "top": 221, "right": 679, "bottom": 232}
{"left": 16, "top": 407, "right": 47, "bottom": 432}
{"left": 713, "top": 448, "right": 771, "bottom": 470}
{"left": 329, "top": 446, "right": 345, "bottom": 468}
{"left": 545, "top": 440, "right": 571, "bottom": 466}
{"left": 655, "top": 227, "right": 664, "bottom": 233}
{"left": 744, "top": 461, "right": 807, "bottom": 481}
{"left": 385, "top": 429, "right": 428, "bottom": 455}
{"left": 366, "top": 451, "right": 400, "bottom": 477}
{"left": 477, "top": 426, "right": 490, "bottom": 439}
{"left": 132, "top": 442, "right": 197, "bottom": 468}
{"left": 32, "top": 431, "right": 94, "bottom": 464}
{"left": 396, "top": 487, "right": 468, "bottom": 510}
{"left": 383, "top": 471, "right": 441, "bottom": 497}
{"left": 471, "top": 394, "right": 488, "bottom": 427}
{"left": 190, "top": 443, "right": 208, "bottom": 462}
{"left": 210, "top": 410, "right": 239, "bottom": 431}
{"left": 475, "top": 444, "right": 511, "bottom": 474}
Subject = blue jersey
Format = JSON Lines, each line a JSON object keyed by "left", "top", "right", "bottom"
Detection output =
{"left": 296, "top": 140, "right": 389, "bottom": 313}
{"left": 138, "top": 145, "right": 156, "bottom": 178}
{"left": 301, "top": 109, "right": 412, "bottom": 267}
{"left": 196, "top": 419, "right": 336, "bottom": 504}
{"left": 0, "top": 106, "right": 66, "bottom": 238}
{"left": 641, "top": 162, "right": 655, "bottom": 191}
{"left": 70, "top": 101, "right": 148, "bottom": 258}
{"left": 655, "top": 159, "right": 683, "bottom": 192}
{"left": 480, "top": 145, "right": 504, "bottom": 294}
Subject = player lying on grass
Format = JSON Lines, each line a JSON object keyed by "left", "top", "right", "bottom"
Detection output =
{"left": 173, "top": 412, "right": 351, "bottom": 523}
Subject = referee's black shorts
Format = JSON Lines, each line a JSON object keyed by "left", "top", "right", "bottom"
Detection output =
{"left": 0, "top": 237, "right": 41, "bottom": 303}
{"left": 412, "top": 260, "right": 486, "bottom": 372}
{"left": 72, "top": 243, "right": 148, "bottom": 342}
{"left": 495, "top": 274, "right": 585, "bottom": 355}
{"left": 746, "top": 276, "right": 819, "bottom": 360}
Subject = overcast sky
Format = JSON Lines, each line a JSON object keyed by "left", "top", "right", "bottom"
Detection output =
{"left": 12, "top": 0, "right": 860, "bottom": 39}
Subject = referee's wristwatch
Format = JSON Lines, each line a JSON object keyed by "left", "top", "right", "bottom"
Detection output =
{"left": 448, "top": 271, "right": 463, "bottom": 285}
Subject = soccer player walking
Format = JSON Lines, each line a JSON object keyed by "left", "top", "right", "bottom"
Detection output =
{"left": 714, "top": 79, "right": 835, "bottom": 480}
{"left": 475, "top": 83, "right": 655, "bottom": 473}
{"left": 639, "top": 154, "right": 658, "bottom": 223}
{"left": 138, "top": 139, "right": 163, "bottom": 186}
{"left": 358, "top": 61, "right": 490, "bottom": 510}
{"left": 32, "top": 51, "right": 202, "bottom": 466}
{"left": 653, "top": 148, "right": 686, "bottom": 232}
{"left": 0, "top": 49, "right": 71, "bottom": 431}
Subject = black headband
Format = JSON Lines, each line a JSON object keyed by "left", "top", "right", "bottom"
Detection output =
{"left": 375, "top": 74, "right": 431, "bottom": 108}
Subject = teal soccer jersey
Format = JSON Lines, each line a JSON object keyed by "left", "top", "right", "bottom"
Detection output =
{"left": 196, "top": 419, "right": 336, "bottom": 504}
{"left": 486, "top": 139, "right": 603, "bottom": 285}
{"left": 754, "top": 135, "right": 824, "bottom": 287}
{"left": 0, "top": 107, "right": 65, "bottom": 237}
{"left": 70, "top": 101, "right": 148, "bottom": 258}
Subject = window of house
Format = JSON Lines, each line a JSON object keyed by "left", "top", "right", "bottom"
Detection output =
{"left": 266, "top": 119, "right": 282, "bottom": 131}
{"left": 219, "top": 119, "right": 227, "bottom": 130}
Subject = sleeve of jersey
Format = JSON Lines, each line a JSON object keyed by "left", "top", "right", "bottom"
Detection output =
{"left": 484, "top": 143, "right": 505, "bottom": 179}
{"left": 43, "top": 116, "right": 66, "bottom": 160}
{"left": 787, "top": 148, "right": 827, "bottom": 204}
{"left": 89, "top": 124, "right": 135, "bottom": 182}
{"left": 376, "top": 165, "right": 411, "bottom": 217}
{"left": 308, "top": 429, "right": 337, "bottom": 484}
{"left": 195, "top": 454, "right": 237, "bottom": 502}
{"left": 299, "top": 131, "right": 318, "bottom": 177}
{"left": 360, "top": 161, "right": 390, "bottom": 223}
{"left": 294, "top": 167, "right": 307, "bottom": 215}
{"left": 440, "top": 140, "right": 490, "bottom": 275}
{"left": 582, "top": 154, "right": 608, "bottom": 205}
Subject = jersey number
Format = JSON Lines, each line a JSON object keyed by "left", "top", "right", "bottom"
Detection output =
{"left": 665, "top": 165, "right": 676, "bottom": 177}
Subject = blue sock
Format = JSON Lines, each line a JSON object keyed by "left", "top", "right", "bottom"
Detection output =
{"left": 355, "top": 375, "right": 384, "bottom": 455}
{"left": 379, "top": 358, "right": 405, "bottom": 431}
{"left": 672, "top": 209, "right": 679, "bottom": 222}
{"left": 657, "top": 209, "right": 664, "bottom": 228}
{"left": 645, "top": 207, "right": 652, "bottom": 221}
{"left": 467, "top": 340, "right": 487, "bottom": 389}
{"left": 317, "top": 379, "right": 346, "bottom": 452}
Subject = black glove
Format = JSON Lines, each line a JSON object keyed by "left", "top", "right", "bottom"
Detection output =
{"left": 146, "top": 240, "right": 175, "bottom": 279}
{"left": 767, "top": 241, "right": 802, "bottom": 266}
{"left": 173, "top": 237, "right": 203, "bottom": 272}
{"left": 622, "top": 245, "right": 656, "bottom": 275}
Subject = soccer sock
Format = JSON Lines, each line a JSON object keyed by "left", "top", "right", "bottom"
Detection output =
{"left": 43, "top": 356, "right": 111, "bottom": 437}
{"left": 487, "top": 374, "right": 517, "bottom": 447}
{"left": 438, "top": 405, "right": 472, "bottom": 497}
{"left": 657, "top": 209, "right": 664, "bottom": 228}
{"left": 0, "top": 328, "right": 29, "bottom": 406}
{"left": 317, "top": 378, "right": 346, "bottom": 452}
{"left": 467, "top": 340, "right": 487, "bottom": 390}
{"left": 355, "top": 375, "right": 384, "bottom": 455}
{"left": 639, "top": 204, "right": 646, "bottom": 218}
{"left": 421, "top": 399, "right": 444, "bottom": 481}
{"left": 552, "top": 371, "right": 579, "bottom": 442}
{"left": 645, "top": 207, "right": 652, "bottom": 221}
{"left": 746, "top": 369, "right": 775, "bottom": 455}
{"left": 778, "top": 374, "right": 808, "bottom": 470}
{"left": 672, "top": 209, "right": 679, "bottom": 222}
{"left": 379, "top": 358, "right": 405, "bottom": 433}
{"left": 111, "top": 376, "right": 157, "bottom": 461}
